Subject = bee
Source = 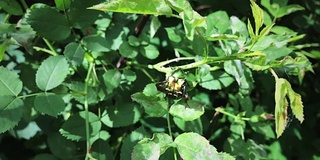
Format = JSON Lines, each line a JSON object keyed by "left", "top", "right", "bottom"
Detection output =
{"left": 156, "top": 75, "right": 189, "bottom": 100}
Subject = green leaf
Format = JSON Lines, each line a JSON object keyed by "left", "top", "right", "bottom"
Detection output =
{"left": 68, "top": 82, "right": 98, "bottom": 104}
{"left": 89, "top": 0, "right": 172, "bottom": 16}
{"left": 180, "top": 10, "right": 206, "bottom": 40}
{"left": 82, "top": 35, "right": 111, "bottom": 52}
{"left": 60, "top": 111, "right": 101, "bottom": 141}
{"left": 123, "top": 69, "right": 137, "bottom": 82}
{"left": 120, "top": 126, "right": 151, "bottom": 160}
{"left": 224, "top": 61, "right": 254, "bottom": 95}
{"left": 27, "top": 7, "right": 70, "bottom": 41}
{"left": 259, "top": 23, "right": 275, "bottom": 38}
{"left": 150, "top": 16, "right": 161, "bottom": 38}
{"left": 142, "top": 83, "right": 158, "bottom": 96}
{"left": 275, "top": 4, "right": 304, "bottom": 18}
{"left": 54, "top": 0, "right": 71, "bottom": 10}
{"left": 174, "top": 132, "right": 235, "bottom": 160}
{"left": 132, "top": 141, "right": 160, "bottom": 160}
{"left": 91, "top": 139, "right": 114, "bottom": 160}
{"left": 0, "top": 40, "right": 11, "bottom": 62}
{"left": 33, "top": 154, "right": 58, "bottom": 160}
{"left": 0, "top": 66, "right": 23, "bottom": 96}
{"left": 64, "top": 42, "right": 85, "bottom": 65}
{"left": 169, "top": 100, "right": 205, "bottom": 121}
{"left": 36, "top": 56, "right": 69, "bottom": 91}
{"left": 230, "top": 16, "right": 249, "bottom": 38}
{"left": 247, "top": 20, "right": 255, "bottom": 38}
{"left": 102, "top": 69, "right": 121, "bottom": 93}
{"left": 0, "top": 96, "right": 23, "bottom": 133}
{"left": 141, "top": 44, "right": 160, "bottom": 59}
{"left": 119, "top": 41, "right": 139, "bottom": 58}
{"left": 47, "top": 133, "right": 76, "bottom": 159}
{"left": 68, "top": 0, "right": 101, "bottom": 28}
{"left": 164, "top": 0, "right": 193, "bottom": 13}
{"left": 34, "top": 93, "right": 65, "bottom": 117}
{"left": 173, "top": 117, "right": 203, "bottom": 134}
{"left": 151, "top": 133, "right": 173, "bottom": 154}
{"left": 264, "top": 46, "right": 292, "bottom": 62}
{"left": 206, "top": 11, "right": 230, "bottom": 35}
{"left": 128, "top": 36, "right": 140, "bottom": 47}
{"left": 101, "top": 103, "right": 141, "bottom": 127}
{"left": 244, "top": 54, "right": 269, "bottom": 71}
{"left": 131, "top": 92, "right": 168, "bottom": 117}
{"left": 0, "top": 0, "right": 23, "bottom": 15}
{"left": 199, "top": 71, "right": 234, "bottom": 90}
{"left": 250, "top": 0, "right": 264, "bottom": 35}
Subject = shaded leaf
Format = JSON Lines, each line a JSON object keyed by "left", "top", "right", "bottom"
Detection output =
{"left": 0, "top": 66, "right": 23, "bottom": 96}
{"left": 91, "top": 139, "right": 114, "bottom": 160}
{"left": 34, "top": 93, "right": 65, "bottom": 117}
{"left": 27, "top": 7, "right": 70, "bottom": 41}
{"left": 0, "top": 96, "right": 23, "bottom": 133}
{"left": 83, "top": 35, "right": 111, "bottom": 52}
{"left": 64, "top": 42, "right": 85, "bottom": 65}
{"left": 101, "top": 103, "right": 141, "bottom": 128}
{"left": 103, "top": 69, "right": 121, "bottom": 93}
{"left": 47, "top": 133, "right": 76, "bottom": 159}
{"left": 36, "top": 56, "right": 69, "bottom": 91}
{"left": 60, "top": 111, "right": 101, "bottom": 141}
{"left": 0, "top": 0, "right": 23, "bottom": 15}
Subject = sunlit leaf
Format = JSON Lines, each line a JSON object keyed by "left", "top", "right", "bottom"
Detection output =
{"left": 89, "top": 0, "right": 172, "bottom": 16}
{"left": 174, "top": 132, "right": 235, "bottom": 160}
{"left": 250, "top": 0, "right": 264, "bottom": 34}
{"left": 169, "top": 100, "right": 205, "bottom": 121}
{"left": 132, "top": 140, "right": 160, "bottom": 160}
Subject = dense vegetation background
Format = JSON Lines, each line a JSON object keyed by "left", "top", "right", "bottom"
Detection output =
{"left": 0, "top": 0, "right": 319, "bottom": 159}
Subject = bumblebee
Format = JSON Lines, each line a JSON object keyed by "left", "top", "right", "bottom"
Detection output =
{"left": 156, "top": 75, "right": 189, "bottom": 100}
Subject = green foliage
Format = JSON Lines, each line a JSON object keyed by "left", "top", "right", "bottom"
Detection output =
{"left": 0, "top": 0, "right": 319, "bottom": 159}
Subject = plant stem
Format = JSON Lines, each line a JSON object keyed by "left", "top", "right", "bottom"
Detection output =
{"left": 33, "top": 46, "right": 57, "bottom": 56}
{"left": 84, "top": 62, "right": 94, "bottom": 160}
{"left": 269, "top": 68, "right": 279, "bottom": 79}
{"left": 17, "top": 92, "right": 42, "bottom": 99}
{"left": 166, "top": 98, "right": 178, "bottom": 160}
{"left": 215, "top": 107, "right": 250, "bottom": 121}
{"left": 43, "top": 38, "right": 58, "bottom": 56}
